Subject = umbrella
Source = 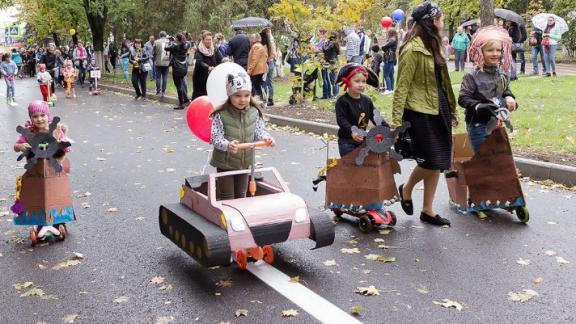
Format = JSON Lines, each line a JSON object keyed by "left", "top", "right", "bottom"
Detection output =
{"left": 231, "top": 17, "right": 272, "bottom": 29}
{"left": 495, "top": 8, "right": 524, "bottom": 26}
{"left": 532, "top": 13, "right": 569, "bottom": 35}
{"left": 460, "top": 19, "right": 479, "bottom": 28}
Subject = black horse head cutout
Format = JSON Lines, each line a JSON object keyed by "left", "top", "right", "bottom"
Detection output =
{"left": 15, "top": 116, "right": 71, "bottom": 173}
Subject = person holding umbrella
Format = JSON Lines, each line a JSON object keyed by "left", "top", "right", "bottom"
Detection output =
{"left": 541, "top": 17, "right": 562, "bottom": 77}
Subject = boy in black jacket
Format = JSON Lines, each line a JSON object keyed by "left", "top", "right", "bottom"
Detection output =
{"left": 335, "top": 63, "right": 388, "bottom": 157}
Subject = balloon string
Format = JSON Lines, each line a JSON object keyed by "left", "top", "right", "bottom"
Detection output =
{"left": 200, "top": 150, "right": 211, "bottom": 175}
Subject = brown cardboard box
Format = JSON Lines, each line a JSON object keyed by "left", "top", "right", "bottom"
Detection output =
{"left": 326, "top": 146, "right": 400, "bottom": 210}
{"left": 446, "top": 133, "right": 473, "bottom": 209}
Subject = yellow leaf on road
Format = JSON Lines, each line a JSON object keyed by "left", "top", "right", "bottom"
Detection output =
{"left": 508, "top": 289, "right": 538, "bottom": 302}
{"left": 234, "top": 309, "right": 248, "bottom": 317}
{"left": 62, "top": 314, "right": 79, "bottom": 323}
{"left": 113, "top": 296, "right": 129, "bottom": 304}
{"left": 340, "top": 248, "right": 360, "bottom": 254}
{"left": 433, "top": 299, "right": 463, "bottom": 310}
{"left": 323, "top": 259, "right": 337, "bottom": 267}
{"left": 52, "top": 259, "right": 81, "bottom": 270}
{"left": 281, "top": 309, "right": 299, "bottom": 317}
{"left": 150, "top": 276, "right": 165, "bottom": 285}
{"left": 20, "top": 287, "right": 45, "bottom": 297}
{"left": 355, "top": 285, "right": 380, "bottom": 296}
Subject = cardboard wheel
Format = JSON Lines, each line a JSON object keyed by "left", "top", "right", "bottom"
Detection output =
{"left": 235, "top": 250, "right": 248, "bottom": 270}
{"left": 516, "top": 207, "right": 529, "bottom": 223}
{"left": 358, "top": 215, "right": 373, "bottom": 233}
{"left": 262, "top": 245, "right": 274, "bottom": 264}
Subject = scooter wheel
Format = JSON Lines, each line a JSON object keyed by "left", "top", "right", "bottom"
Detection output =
{"left": 58, "top": 224, "right": 67, "bottom": 240}
{"left": 385, "top": 211, "right": 397, "bottom": 226}
{"left": 235, "top": 250, "right": 248, "bottom": 270}
{"left": 30, "top": 228, "right": 37, "bottom": 247}
{"left": 516, "top": 207, "right": 529, "bottom": 223}
{"left": 262, "top": 245, "right": 274, "bottom": 264}
{"left": 358, "top": 215, "right": 373, "bottom": 233}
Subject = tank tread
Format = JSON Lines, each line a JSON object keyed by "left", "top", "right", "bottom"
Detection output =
{"left": 159, "top": 203, "right": 231, "bottom": 267}
{"left": 309, "top": 210, "right": 335, "bottom": 249}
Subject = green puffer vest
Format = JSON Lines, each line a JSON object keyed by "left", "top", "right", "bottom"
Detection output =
{"left": 210, "top": 103, "right": 259, "bottom": 170}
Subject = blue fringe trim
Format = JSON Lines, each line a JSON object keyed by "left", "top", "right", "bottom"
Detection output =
{"left": 13, "top": 207, "right": 75, "bottom": 226}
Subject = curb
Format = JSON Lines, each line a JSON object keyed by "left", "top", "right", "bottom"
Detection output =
{"left": 100, "top": 82, "right": 576, "bottom": 187}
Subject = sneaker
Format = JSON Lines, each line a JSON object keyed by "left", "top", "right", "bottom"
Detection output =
{"left": 267, "top": 100, "right": 274, "bottom": 106}
{"left": 156, "top": 91, "right": 161, "bottom": 96}
{"left": 553, "top": 72, "right": 557, "bottom": 77}
{"left": 135, "top": 95, "right": 141, "bottom": 100}
{"left": 383, "top": 90, "right": 394, "bottom": 95}
{"left": 545, "top": 73, "right": 551, "bottom": 77}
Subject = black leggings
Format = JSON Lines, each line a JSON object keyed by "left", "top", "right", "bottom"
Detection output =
{"left": 131, "top": 69, "right": 148, "bottom": 97}
{"left": 250, "top": 74, "right": 264, "bottom": 101}
{"left": 173, "top": 74, "right": 189, "bottom": 106}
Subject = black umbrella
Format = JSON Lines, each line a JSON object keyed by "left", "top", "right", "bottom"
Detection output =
{"left": 460, "top": 19, "right": 479, "bottom": 28}
{"left": 231, "top": 17, "right": 273, "bottom": 29}
{"left": 494, "top": 8, "right": 524, "bottom": 25}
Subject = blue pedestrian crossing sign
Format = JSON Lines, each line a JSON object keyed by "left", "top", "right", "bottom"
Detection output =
{"left": 9, "top": 26, "right": 19, "bottom": 35}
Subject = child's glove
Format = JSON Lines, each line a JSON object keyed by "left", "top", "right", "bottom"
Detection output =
{"left": 475, "top": 103, "right": 498, "bottom": 123}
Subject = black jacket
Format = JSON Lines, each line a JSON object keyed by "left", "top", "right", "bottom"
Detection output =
{"left": 382, "top": 38, "right": 397, "bottom": 63}
{"left": 458, "top": 66, "right": 515, "bottom": 123}
{"left": 228, "top": 32, "right": 251, "bottom": 68}
{"left": 165, "top": 42, "right": 189, "bottom": 78}
{"left": 336, "top": 93, "right": 388, "bottom": 139}
{"left": 40, "top": 52, "right": 57, "bottom": 70}
{"left": 508, "top": 23, "right": 527, "bottom": 43}
{"left": 322, "top": 39, "right": 339, "bottom": 64}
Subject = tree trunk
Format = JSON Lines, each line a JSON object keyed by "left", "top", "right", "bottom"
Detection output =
{"left": 480, "top": 0, "right": 495, "bottom": 26}
{"left": 83, "top": 0, "right": 108, "bottom": 52}
{"left": 52, "top": 33, "right": 60, "bottom": 47}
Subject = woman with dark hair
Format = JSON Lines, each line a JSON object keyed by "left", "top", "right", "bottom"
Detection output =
{"left": 165, "top": 33, "right": 191, "bottom": 110}
{"left": 39, "top": 43, "right": 57, "bottom": 94}
{"left": 192, "top": 31, "right": 222, "bottom": 100}
{"left": 260, "top": 27, "right": 277, "bottom": 106}
{"left": 129, "top": 39, "right": 150, "bottom": 100}
{"left": 391, "top": 1, "right": 458, "bottom": 226}
{"left": 119, "top": 40, "right": 131, "bottom": 84}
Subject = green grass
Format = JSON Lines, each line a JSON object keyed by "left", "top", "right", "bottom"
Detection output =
{"left": 102, "top": 68, "right": 575, "bottom": 154}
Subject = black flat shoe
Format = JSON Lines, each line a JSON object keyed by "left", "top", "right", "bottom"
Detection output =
{"left": 398, "top": 184, "right": 413, "bottom": 215}
{"left": 173, "top": 105, "right": 184, "bottom": 110}
{"left": 420, "top": 212, "right": 451, "bottom": 226}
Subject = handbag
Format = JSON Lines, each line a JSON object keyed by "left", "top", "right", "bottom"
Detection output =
{"left": 394, "top": 126, "right": 417, "bottom": 160}
{"left": 541, "top": 36, "right": 550, "bottom": 47}
{"left": 142, "top": 62, "right": 152, "bottom": 72}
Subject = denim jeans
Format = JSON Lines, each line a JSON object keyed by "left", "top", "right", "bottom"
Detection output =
{"left": 383, "top": 61, "right": 395, "bottom": 91}
{"left": 531, "top": 45, "right": 547, "bottom": 74}
{"left": 263, "top": 60, "right": 275, "bottom": 102}
{"left": 149, "top": 61, "right": 155, "bottom": 80}
{"left": 543, "top": 44, "right": 557, "bottom": 74}
{"left": 4, "top": 78, "right": 14, "bottom": 100}
{"left": 338, "top": 138, "right": 360, "bottom": 157}
{"left": 467, "top": 122, "right": 488, "bottom": 153}
{"left": 321, "top": 67, "right": 337, "bottom": 98}
{"left": 120, "top": 57, "right": 130, "bottom": 82}
{"left": 155, "top": 66, "right": 169, "bottom": 94}
{"left": 454, "top": 50, "right": 466, "bottom": 71}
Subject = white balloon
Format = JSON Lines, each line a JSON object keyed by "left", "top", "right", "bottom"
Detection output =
{"left": 206, "top": 62, "right": 246, "bottom": 107}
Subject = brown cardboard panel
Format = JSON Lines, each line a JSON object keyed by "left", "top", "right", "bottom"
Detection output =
{"left": 453, "top": 133, "right": 474, "bottom": 162}
{"left": 462, "top": 128, "right": 523, "bottom": 206}
{"left": 326, "top": 146, "right": 399, "bottom": 208}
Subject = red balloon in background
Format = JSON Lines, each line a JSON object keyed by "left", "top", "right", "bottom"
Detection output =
{"left": 381, "top": 16, "right": 393, "bottom": 28}
{"left": 186, "top": 96, "right": 213, "bottom": 143}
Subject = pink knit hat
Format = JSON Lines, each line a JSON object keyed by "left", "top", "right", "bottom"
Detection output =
{"left": 28, "top": 100, "right": 51, "bottom": 119}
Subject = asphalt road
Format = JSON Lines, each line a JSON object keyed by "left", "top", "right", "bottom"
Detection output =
{"left": 0, "top": 79, "right": 575, "bottom": 324}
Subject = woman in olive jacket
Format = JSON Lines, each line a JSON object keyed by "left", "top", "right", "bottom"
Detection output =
{"left": 391, "top": 1, "right": 458, "bottom": 226}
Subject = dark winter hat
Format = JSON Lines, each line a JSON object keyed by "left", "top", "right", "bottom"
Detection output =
{"left": 336, "top": 63, "right": 379, "bottom": 90}
{"left": 411, "top": 1, "right": 442, "bottom": 22}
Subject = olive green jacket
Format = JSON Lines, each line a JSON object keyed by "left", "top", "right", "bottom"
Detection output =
{"left": 210, "top": 104, "right": 259, "bottom": 170}
{"left": 391, "top": 37, "right": 457, "bottom": 128}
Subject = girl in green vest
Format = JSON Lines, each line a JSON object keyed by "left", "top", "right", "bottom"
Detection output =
{"left": 209, "top": 70, "right": 275, "bottom": 200}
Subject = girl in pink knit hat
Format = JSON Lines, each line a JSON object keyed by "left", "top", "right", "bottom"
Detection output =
{"left": 12, "top": 101, "right": 74, "bottom": 246}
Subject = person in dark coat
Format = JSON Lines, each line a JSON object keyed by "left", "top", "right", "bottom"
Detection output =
{"left": 192, "top": 31, "right": 223, "bottom": 100}
{"left": 39, "top": 44, "right": 57, "bottom": 94}
{"left": 165, "top": 33, "right": 191, "bottom": 110}
{"left": 227, "top": 28, "right": 251, "bottom": 70}
{"left": 129, "top": 39, "right": 150, "bottom": 100}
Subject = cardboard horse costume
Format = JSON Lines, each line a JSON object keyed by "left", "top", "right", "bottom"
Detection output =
{"left": 12, "top": 117, "right": 75, "bottom": 245}
{"left": 446, "top": 128, "right": 529, "bottom": 222}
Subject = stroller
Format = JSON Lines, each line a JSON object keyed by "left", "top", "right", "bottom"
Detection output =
{"left": 288, "top": 59, "right": 321, "bottom": 105}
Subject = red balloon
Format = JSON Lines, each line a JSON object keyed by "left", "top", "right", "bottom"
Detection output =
{"left": 186, "top": 96, "right": 213, "bottom": 143}
{"left": 380, "top": 16, "right": 393, "bottom": 28}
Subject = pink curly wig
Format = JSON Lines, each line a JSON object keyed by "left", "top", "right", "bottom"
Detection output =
{"left": 468, "top": 26, "right": 513, "bottom": 74}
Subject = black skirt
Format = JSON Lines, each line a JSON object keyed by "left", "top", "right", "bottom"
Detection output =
{"left": 402, "top": 65, "right": 452, "bottom": 171}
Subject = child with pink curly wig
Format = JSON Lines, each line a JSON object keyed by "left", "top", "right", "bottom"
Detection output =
{"left": 458, "top": 26, "right": 518, "bottom": 152}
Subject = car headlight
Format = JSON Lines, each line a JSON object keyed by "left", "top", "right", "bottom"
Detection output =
{"left": 294, "top": 208, "right": 308, "bottom": 223}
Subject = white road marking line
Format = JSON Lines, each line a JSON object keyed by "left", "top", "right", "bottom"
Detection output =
{"left": 247, "top": 261, "right": 362, "bottom": 324}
